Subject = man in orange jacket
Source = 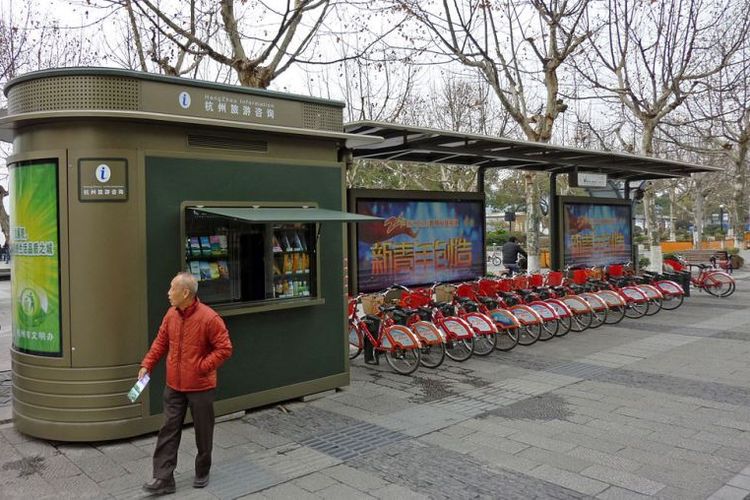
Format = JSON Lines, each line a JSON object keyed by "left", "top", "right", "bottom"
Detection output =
{"left": 140, "top": 272, "right": 232, "bottom": 495}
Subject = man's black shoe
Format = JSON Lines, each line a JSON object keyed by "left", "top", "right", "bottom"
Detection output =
{"left": 142, "top": 477, "right": 176, "bottom": 495}
{"left": 193, "top": 473, "right": 210, "bottom": 488}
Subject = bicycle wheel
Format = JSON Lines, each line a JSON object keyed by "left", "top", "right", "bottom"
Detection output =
{"left": 445, "top": 337, "right": 475, "bottom": 362}
{"left": 517, "top": 323, "right": 542, "bottom": 346}
{"left": 473, "top": 332, "right": 498, "bottom": 356}
{"left": 419, "top": 343, "right": 446, "bottom": 369}
{"left": 495, "top": 328, "right": 519, "bottom": 351}
{"left": 588, "top": 308, "right": 607, "bottom": 329}
{"left": 660, "top": 293, "right": 684, "bottom": 310}
{"left": 539, "top": 319, "right": 558, "bottom": 341}
{"left": 644, "top": 296, "right": 662, "bottom": 316}
{"left": 570, "top": 312, "right": 592, "bottom": 332}
{"left": 348, "top": 323, "right": 363, "bottom": 360}
{"left": 705, "top": 274, "right": 735, "bottom": 297}
{"left": 624, "top": 301, "right": 648, "bottom": 318}
{"left": 492, "top": 256, "right": 502, "bottom": 266}
{"left": 384, "top": 348, "right": 421, "bottom": 375}
{"left": 603, "top": 305, "right": 626, "bottom": 324}
{"left": 555, "top": 315, "right": 572, "bottom": 337}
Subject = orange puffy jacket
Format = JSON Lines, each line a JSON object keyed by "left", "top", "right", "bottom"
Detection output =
{"left": 141, "top": 299, "right": 232, "bottom": 392}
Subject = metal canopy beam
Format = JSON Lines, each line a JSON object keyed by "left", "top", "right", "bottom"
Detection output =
{"left": 344, "top": 121, "right": 721, "bottom": 180}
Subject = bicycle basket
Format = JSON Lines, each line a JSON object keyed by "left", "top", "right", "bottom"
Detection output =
{"left": 435, "top": 284, "right": 456, "bottom": 303}
{"left": 528, "top": 274, "right": 544, "bottom": 287}
{"left": 545, "top": 271, "right": 564, "bottom": 286}
{"left": 361, "top": 294, "right": 384, "bottom": 315}
{"left": 571, "top": 269, "right": 588, "bottom": 285}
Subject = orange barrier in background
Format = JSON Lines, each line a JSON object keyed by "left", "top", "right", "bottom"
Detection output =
{"left": 660, "top": 240, "right": 736, "bottom": 252}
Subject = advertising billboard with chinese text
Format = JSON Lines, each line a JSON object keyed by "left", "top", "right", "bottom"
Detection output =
{"left": 561, "top": 197, "right": 632, "bottom": 268}
{"left": 10, "top": 161, "right": 62, "bottom": 356}
{"left": 351, "top": 191, "right": 485, "bottom": 292}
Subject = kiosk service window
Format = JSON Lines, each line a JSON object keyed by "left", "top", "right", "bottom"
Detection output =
{"left": 184, "top": 207, "right": 317, "bottom": 307}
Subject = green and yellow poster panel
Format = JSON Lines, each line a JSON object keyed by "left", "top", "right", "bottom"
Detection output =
{"left": 10, "top": 161, "right": 62, "bottom": 356}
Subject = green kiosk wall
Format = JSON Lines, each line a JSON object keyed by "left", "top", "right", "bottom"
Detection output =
{"left": 1, "top": 68, "right": 378, "bottom": 441}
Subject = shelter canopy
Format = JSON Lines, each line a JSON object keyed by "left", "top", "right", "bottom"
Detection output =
{"left": 344, "top": 121, "right": 721, "bottom": 181}
{"left": 194, "top": 206, "right": 381, "bottom": 223}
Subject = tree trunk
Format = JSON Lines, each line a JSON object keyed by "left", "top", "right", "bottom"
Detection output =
{"left": 693, "top": 181, "right": 705, "bottom": 248}
{"left": 668, "top": 187, "right": 676, "bottom": 241}
{"left": 732, "top": 138, "right": 748, "bottom": 248}
{"left": 0, "top": 187, "right": 9, "bottom": 244}
{"left": 524, "top": 172, "right": 540, "bottom": 271}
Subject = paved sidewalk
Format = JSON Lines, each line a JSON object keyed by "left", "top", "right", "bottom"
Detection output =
{"left": 1, "top": 273, "right": 750, "bottom": 499}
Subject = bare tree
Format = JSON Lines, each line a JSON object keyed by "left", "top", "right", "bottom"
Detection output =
{"left": 388, "top": 0, "right": 592, "bottom": 271}
{"left": 576, "top": 0, "right": 750, "bottom": 260}
{"left": 0, "top": 1, "right": 95, "bottom": 244}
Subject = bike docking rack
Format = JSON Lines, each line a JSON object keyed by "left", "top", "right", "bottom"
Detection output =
{"left": 347, "top": 261, "right": 735, "bottom": 376}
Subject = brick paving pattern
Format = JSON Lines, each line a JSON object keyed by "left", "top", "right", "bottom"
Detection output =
{"left": 0, "top": 273, "right": 749, "bottom": 498}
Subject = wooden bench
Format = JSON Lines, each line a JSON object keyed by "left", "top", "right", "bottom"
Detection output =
{"left": 673, "top": 249, "right": 733, "bottom": 273}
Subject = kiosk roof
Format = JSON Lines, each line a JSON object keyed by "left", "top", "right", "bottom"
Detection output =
{"left": 344, "top": 121, "right": 721, "bottom": 181}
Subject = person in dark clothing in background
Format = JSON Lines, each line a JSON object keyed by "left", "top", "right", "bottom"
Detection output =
{"left": 501, "top": 236, "right": 527, "bottom": 276}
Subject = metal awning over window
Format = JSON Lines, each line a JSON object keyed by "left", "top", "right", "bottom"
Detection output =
{"left": 194, "top": 206, "right": 381, "bottom": 223}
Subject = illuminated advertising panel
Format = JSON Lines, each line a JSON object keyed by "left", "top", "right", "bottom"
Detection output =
{"left": 561, "top": 197, "right": 632, "bottom": 268}
{"left": 10, "top": 160, "right": 62, "bottom": 356}
{"left": 351, "top": 191, "right": 485, "bottom": 292}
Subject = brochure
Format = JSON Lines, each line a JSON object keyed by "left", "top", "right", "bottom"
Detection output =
{"left": 217, "top": 260, "right": 230, "bottom": 279}
{"left": 199, "top": 236, "right": 212, "bottom": 257}
{"left": 199, "top": 261, "right": 212, "bottom": 280}
{"left": 272, "top": 234, "right": 283, "bottom": 253}
{"left": 127, "top": 373, "right": 150, "bottom": 403}
{"left": 292, "top": 232, "right": 303, "bottom": 251}
{"left": 209, "top": 262, "right": 220, "bottom": 279}
{"left": 189, "top": 237, "right": 201, "bottom": 257}
{"left": 189, "top": 261, "right": 201, "bottom": 280}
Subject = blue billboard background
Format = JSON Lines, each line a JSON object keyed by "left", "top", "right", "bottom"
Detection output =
{"left": 355, "top": 199, "right": 484, "bottom": 292}
{"left": 562, "top": 202, "right": 632, "bottom": 268}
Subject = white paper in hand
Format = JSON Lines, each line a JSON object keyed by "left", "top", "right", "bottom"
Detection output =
{"left": 127, "top": 373, "right": 150, "bottom": 403}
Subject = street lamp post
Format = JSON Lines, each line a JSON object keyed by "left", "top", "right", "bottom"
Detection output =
{"left": 719, "top": 204, "right": 726, "bottom": 248}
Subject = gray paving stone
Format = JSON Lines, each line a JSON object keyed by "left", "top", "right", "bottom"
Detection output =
{"left": 74, "top": 454, "right": 128, "bottom": 482}
{"left": 581, "top": 464, "right": 666, "bottom": 495}
{"left": 370, "top": 483, "right": 430, "bottom": 499}
{"left": 517, "top": 446, "right": 594, "bottom": 473}
{"left": 634, "top": 461, "right": 729, "bottom": 496}
{"left": 292, "top": 472, "right": 339, "bottom": 492}
{"left": 527, "top": 464, "right": 609, "bottom": 495}
{"left": 596, "top": 485, "right": 652, "bottom": 500}
{"left": 552, "top": 431, "right": 626, "bottom": 454}
{"left": 350, "top": 440, "right": 586, "bottom": 499}
{"left": 507, "top": 431, "right": 578, "bottom": 453}
{"left": 322, "top": 463, "right": 390, "bottom": 491}
{"left": 727, "top": 473, "right": 750, "bottom": 490}
{"left": 262, "top": 482, "right": 320, "bottom": 499}
{"left": 707, "top": 485, "right": 750, "bottom": 500}
{"left": 315, "top": 482, "right": 376, "bottom": 499}
{"left": 568, "top": 447, "right": 642, "bottom": 473}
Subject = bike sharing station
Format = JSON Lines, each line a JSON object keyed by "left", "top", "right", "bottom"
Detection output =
{"left": 0, "top": 69, "right": 724, "bottom": 442}
{"left": 0, "top": 68, "right": 382, "bottom": 441}
{"left": 341, "top": 122, "right": 726, "bottom": 373}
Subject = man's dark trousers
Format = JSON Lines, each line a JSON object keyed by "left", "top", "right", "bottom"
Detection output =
{"left": 153, "top": 386, "right": 215, "bottom": 480}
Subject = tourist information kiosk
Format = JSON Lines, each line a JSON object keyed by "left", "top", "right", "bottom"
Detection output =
{"left": 1, "top": 68, "right": 379, "bottom": 441}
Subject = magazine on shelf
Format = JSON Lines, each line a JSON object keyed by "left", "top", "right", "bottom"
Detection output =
{"left": 292, "top": 232, "right": 303, "bottom": 251}
{"left": 199, "top": 236, "right": 212, "bottom": 257}
{"left": 189, "top": 261, "right": 201, "bottom": 280}
{"left": 209, "top": 262, "right": 220, "bottom": 279}
{"left": 199, "top": 261, "right": 212, "bottom": 280}
{"left": 217, "top": 260, "right": 230, "bottom": 279}
{"left": 281, "top": 233, "right": 292, "bottom": 252}
{"left": 189, "top": 237, "right": 201, "bottom": 256}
